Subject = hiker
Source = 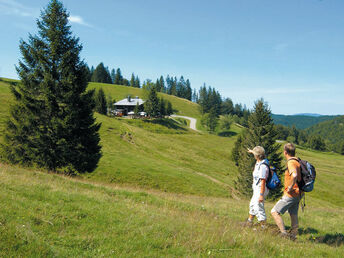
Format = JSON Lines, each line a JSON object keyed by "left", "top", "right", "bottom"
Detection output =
{"left": 271, "top": 143, "right": 302, "bottom": 240}
{"left": 245, "top": 146, "right": 269, "bottom": 226}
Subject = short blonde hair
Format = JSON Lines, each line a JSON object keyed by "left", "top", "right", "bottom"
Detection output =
{"left": 284, "top": 143, "right": 296, "bottom": 156}
{"left": 252, "top": 146, "right": 265, "bottom": 160}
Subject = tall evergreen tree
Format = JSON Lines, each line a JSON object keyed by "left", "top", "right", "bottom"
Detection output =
{"left": 110, "top": 68, "right": 116, "bottom": 84}
{"left": 1, "top": 0, "right": 101, "bottom": 173}
{"left": 114, "top": 68, "right": 123, "bottom": 85}
{"left": 135, "top": 75, "right": 140, "bottom": 88}
{"left": 91, "top": 62, "right": 112, "bottom": 83}
{"left": 144, "top": 86, "right": 160, "bottom": 117}
{"left": 234, "top": 99, "right": 282, "bottom": 198}
{"left": 159, "top": 76, "right": 165, "bottom": 92}
{"left": 166, "top": 101, "right": 173, "bottom": 116}
{"left": 185, "top": 79, "right": 192, "bottom": 101}
{"left": 156, "top": 79, "right": 161, "bottom": 92}
{"left": 130, "top": 73, "right": 135, "bottom": 87}
{"left": 159, "top": 97, "right": 166, "bottom": 117}
{"left": 95, "top": 88, "right": 107, "bottom": 115}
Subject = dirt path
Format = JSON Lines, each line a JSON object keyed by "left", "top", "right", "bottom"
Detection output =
{"left": 170, "top": 115, "right": 198, "bottom": 131}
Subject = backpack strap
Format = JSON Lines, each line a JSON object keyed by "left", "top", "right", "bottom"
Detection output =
{"left": 256, "top": 162, "right": 270, "bottom": 185}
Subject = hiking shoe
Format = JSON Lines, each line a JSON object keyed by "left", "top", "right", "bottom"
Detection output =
{"left": 279, "top": 232, "right": 296, "bottom": 241}
{"left": 240, "top": 220, "right": 253, "bottom": 227}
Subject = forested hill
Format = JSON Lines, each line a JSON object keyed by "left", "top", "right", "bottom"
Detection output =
{"left": 305, "top": 115, "right": 344, "bottom": 145}
{"left": 271, "top": 114, "right": 338, "bottom": 129}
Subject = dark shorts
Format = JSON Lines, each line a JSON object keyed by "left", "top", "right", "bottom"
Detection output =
{"left": 271, "top": 195, "right": 301, "bottom": 215}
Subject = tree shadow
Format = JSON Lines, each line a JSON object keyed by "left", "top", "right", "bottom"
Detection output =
{"left": 298, "top": 227, "right": 319, "bottom": 235}
{"left": 143, "top": 118, "right": 187, "bottom": 131}
{"left": 217, "top": 131, "right": 237, "bottom": 137}
{"left": 310, "top": 233, "right": 344, "bottom": 247}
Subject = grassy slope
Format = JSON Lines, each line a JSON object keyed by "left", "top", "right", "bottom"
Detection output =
{"left": 0, "top": 164, "right": 343, "bottom": 257}
{"left": 0, "top": 79, "right": 238, "bottom": 197}
{"left": 0, "top": 78, "right": 343, "bottom": 256}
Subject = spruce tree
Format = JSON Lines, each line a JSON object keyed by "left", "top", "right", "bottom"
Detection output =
{"left": 1, "top": 0, "right": 101, "bottom": 173}
{"left": 110, "top": 69, "right": 116, "bottom": 84}
{"left": 95, "top": 88, "right": 107, "bottom": 115}
{"left": 135, "top": 75, "right": 140, "bottom": 88}
{"left": 114, "top": 68, "right": 123, "bottom": 85}
{"left": 130, "top": 73, "right": 135, "bottom": 87}
{"left": 159, "top": 98, "right": 166, "bottom": 117}
{"left": 91, "top": 62, "right": 111, "bottom": 83}
{"left": 144, "top": 86, "right": 160, "bottom": 118}
{"left": 159, "top": 76, "right": 165, "bottom": 92}
{"left": 166, "top": 101, "right": 173, "bottom": 116}
{"left": 234, "top": 99, "right": 282, "bottom": 198}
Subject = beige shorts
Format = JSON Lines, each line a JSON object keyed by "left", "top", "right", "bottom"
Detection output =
{"left": 271, "top": 195, "right": 301, "bottom": 215}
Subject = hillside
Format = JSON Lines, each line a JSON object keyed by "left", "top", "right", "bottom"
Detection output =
{"left": 0, "top": 78, "right": 344, "bottom": 256}
{"left": 0, "top": 78, "right": 239, "bottom": 197}
{"left": 305, "top": 115, "right": 344, "bottom": 145}
{"left": 271, "top": 114, "right": 338, "bottom": 129}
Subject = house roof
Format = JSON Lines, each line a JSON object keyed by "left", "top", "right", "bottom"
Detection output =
{"left": 114, "top": 97, "right": 145, "bottom": 106}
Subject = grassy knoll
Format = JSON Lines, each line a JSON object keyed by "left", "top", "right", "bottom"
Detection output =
{"left": 0, "top": 164, "right": 343, "bottom": 257}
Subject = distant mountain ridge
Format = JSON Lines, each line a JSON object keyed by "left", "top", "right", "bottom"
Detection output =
{"left": 293, "top": 113, "right": 323, "bottom": 117}
{"left": 271, "top": 114, "right": 339, "bottom": 129}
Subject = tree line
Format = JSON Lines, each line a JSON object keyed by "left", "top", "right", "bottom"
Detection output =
{"left": 274, "top": 123, "right": 344, "bottom": 155}
{"left": 86, "top": 62, "right": 141, "bottom": 87}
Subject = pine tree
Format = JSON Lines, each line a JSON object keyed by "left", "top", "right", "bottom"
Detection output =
{"left": 135, "top": 76, "right": 140, "bottom": 88}
{"left": 166, "top": 101, "right": 173, "bottom": 116}
{"left": 130, "top": 73, "right": 135, "bottom": 87}
{"left": 110, "top": 69, "right": 116, "bottom": 84}
{"left": 91, "top": 62, "right": 112, "bottom": 83}
{"left": 159, "top": 76, "right": 165, "bottom": 92}
{"left": 95, "top": 88, "right": 107, "bottom": 115}
{"left": 106, "top": 94, "right": 113, "bottom": 112}
{"left": 114, "top": 68, "right": 123, "bottom": 85}
{"left": 159, "top": 98, "right": 166, "bottom": 117}
{"left": 134, "top": 103, "right": 140, "bottom": 116}
{"left": 144, "top": 86, "right": 160, "bottom": 117}
{"left": 186, "top": 79, "right": 192, "bottom": 101}
{"left": 1, "top": 0, "right": 101, "bottom": 173}
{"left": 234, "top": 99, "right": 283, "bottom": 198}
{"left": 340, "top": 142, "right": 344, "bottom": 155}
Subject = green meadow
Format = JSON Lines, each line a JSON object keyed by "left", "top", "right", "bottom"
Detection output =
{"left": 0, "top": 78, "right": 343, "bottom": 257}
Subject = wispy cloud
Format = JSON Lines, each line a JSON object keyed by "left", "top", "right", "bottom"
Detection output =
{"left": 68, "top": 15, "right": 94, "bottom": 28}
{"left": 0, "top": 0, "right": 38, "bottom": 17}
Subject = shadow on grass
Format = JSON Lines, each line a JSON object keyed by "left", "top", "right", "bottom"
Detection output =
{"left": 298, "top": 227, "right": 318, "bottom": 235}
{"left": 310, "top": 233, "right": 344, "bottom": 247}
{"left": 143, "top": 118, "right": 187, "bottom": 131}
{"left": 217, "top": 131, "right": 237, "bottom": 137}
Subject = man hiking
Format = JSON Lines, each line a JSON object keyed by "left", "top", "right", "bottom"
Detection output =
{"left": 271, "top": 143, "right": 302, "bottom": 240}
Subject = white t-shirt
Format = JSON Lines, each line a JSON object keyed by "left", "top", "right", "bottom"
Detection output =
{"left": 252, "top": 160, "right": 269, "bottom": 190}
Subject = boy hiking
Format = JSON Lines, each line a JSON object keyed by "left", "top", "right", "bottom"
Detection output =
{"left": 244, "top": 146, "right": 269, "bottom": 227}
{"left": 271, "top": 143, "right": 302, "bottom": 240}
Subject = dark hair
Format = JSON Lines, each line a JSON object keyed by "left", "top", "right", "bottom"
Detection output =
{"left": 284, "top": 143, "right": 296, "bottom": 156}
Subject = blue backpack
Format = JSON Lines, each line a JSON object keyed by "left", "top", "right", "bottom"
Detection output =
{"left": 260, "top": 161, "right": 281, "bottom": 190}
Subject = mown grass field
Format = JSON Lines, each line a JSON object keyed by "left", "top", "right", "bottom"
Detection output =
{"left": 0, "top": 78, "right": 343, "bottom": 257}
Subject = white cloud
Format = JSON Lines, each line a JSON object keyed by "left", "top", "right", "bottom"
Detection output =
{"left": 68, "top": 15, "right": 94, "bottom": 28}
{"left": 0, "top": 0, "right": 38, "bottom": 17}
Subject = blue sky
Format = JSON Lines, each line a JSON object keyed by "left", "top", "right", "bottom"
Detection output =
{"left": 1, "top": 0, "right": 343, "bottom": 115}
